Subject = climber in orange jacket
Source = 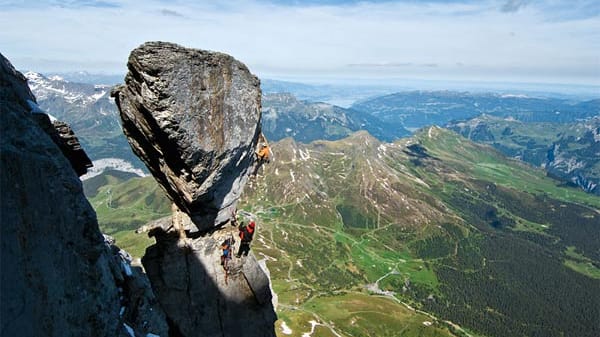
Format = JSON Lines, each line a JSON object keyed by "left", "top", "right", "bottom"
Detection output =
{"left": 256, "top": 143, "right": 270, "bottom": 163}
{"left": 236, "top": 221, "right": 255, "bottom": 258}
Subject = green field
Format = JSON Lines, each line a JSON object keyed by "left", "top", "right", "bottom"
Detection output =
{"left": 84, "top": 173, "right": 170, "bottom": 257}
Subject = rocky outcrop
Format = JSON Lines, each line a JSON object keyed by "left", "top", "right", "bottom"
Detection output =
{"left": 139, "top": 216, "right": 276, "bottom": 337}
{"left": 111, "top": 42, "right": 262, "bottom": 232}
{"left": 30, "top": 113, "right": 93, "bottom": 176}
{"left": 1, "top": 53, "right": 168, "bottom": 337}
{"left": 113, "top": 42, "right": 276, "bottom": 337}
{"left": 546, "top": 138, "right": 600, "bottom": 195}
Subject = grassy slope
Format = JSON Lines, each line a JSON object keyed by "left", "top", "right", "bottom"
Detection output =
{"left": 86, "top": 128, "right": 599, "bottom": 337}
{"left": 448, "top": 115, "right": 600, "bottom": 191}
{"left": 84, "top": 172, "right": 171, "bottom": 257}
{"left": 243, "top": 128, "right": 599, "bottom": 337}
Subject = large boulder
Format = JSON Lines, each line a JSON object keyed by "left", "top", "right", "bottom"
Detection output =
{"left": 113, "top": 42, "right": 277, "bottom": 337}
{"left": 112, "top": 42, "right": 262, "bottom": 232}
{"left": 1, "top": 53, "right": 168, "bottom": 337}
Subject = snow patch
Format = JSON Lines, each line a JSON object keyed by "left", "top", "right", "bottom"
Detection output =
{"left": 366, "top": 158, "right": 374, "bottom": 173}
{"left": 501, "top": 94, "right": 529, "bottom": 98}
{"left": 299, "top": 148, "right": 310, "bottom": 161}
{"left": 257, "top": 236, "right": 271, "bottom": 249}
{"left": 280, "top": 321, "right": 293, "bottom": 335}
{"left": 80, "top": 158, "right": 147, "bottom": 180}
{"left": 90, "top": 90, "right": 107, "bottom": 101}
{"left": 302, "top": 320, "right": 319, "bottom": 337}
{"left": 258, "top": 252, "right": 278, "bottom": 262}
{"left": 377, "top": 144, "right": 387, "bottom": 159}
{"left": 49, "top": 75, "right": 65, "bottom": 81}
{"left": 301, "top": 320, "right": 343, "bottom": 337}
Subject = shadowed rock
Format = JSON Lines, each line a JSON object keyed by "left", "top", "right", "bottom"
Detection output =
{"left": 140, "top": 216, "right": 277, "bottom": 337}
{"left": 1, "top": 53, "right": 168, "bottom": 337}
{"left": 112, "top": 41, "right": 262, "bottom": 232}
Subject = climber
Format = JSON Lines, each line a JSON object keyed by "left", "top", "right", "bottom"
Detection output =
{"left": 220, "top": 237, "right": 234, "bottom": 271}
{"left": 256, "top": 143, "right": 271, "bottom": 163}
{"left": 252, "top": 143, "right": 271, "bottom": 176}
{"left": 236, "top": 221, "right": 255, "bottom": 258}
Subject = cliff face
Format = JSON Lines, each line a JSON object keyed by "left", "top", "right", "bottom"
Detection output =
{"left": 112, "top": 42, "right": 276, "bottom": 337}
{"left": 0, "top": 53, "right": 168, "bottom": 337}
{"left": 141, "top": 216, "right": 276, "bottom": 337}
{"left": 112, "top": 42, "right": 262, "bottom": 232}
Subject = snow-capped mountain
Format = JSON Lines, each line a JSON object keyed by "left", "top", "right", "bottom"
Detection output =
{"left": 25, "top": 71, "right": 111, "bottom": 104}
{"left": 25, "top": 71, "right": 146, "bottom": 177}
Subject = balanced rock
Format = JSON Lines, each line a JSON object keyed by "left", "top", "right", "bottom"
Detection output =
{"left": 112, "top": 42, "right": 262, "bottom": 231}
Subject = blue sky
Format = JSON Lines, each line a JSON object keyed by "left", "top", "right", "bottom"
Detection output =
{"left": 1, "top": 0, "right": 598, "bottom": 85}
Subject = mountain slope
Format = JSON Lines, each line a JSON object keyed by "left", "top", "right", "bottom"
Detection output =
{"left": 25, "top": 71, "right": 145, "bottom": 173}
{"left": 25, "top": 71, "right": 119, "bottom": 135}
{"left": 262, "top": 93, "right": 406, "bottom": 143}
{"left": 241, "top": 127, "right": 599, "bottom": 337}
{"left": 86, "top": 128, "right": 599, "bottom": 337}
{"left": 447, "top": 115, "right": 600, "bottom": 195}
{"left": 84, "top": 172, "right": 171, "bottom": 257}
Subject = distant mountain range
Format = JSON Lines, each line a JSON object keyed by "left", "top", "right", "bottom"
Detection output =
{"left": 261, "top": 79, "right": 400, "bottom": 107}
{"left": 26, "top": 72, "right": 599, "bottom": 196}
{"left": 352, "top": 91, "right": 599, "bottom": 129}
{"left": 48, "top": 71, "right": 125, "bottom": 85}
{"left": 25, "top": 71, "right": 146, "bottom": 176}
{"left": 262, "top": 93, "right": 407, "bottom": 143}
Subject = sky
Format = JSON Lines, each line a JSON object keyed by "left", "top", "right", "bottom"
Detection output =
{"left": 1, "top": 0, "right": 599, "bottom": 86}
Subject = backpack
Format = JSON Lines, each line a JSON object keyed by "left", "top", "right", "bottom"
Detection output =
{"left": 241, "top": 227, "right": 254, "bottom": 242}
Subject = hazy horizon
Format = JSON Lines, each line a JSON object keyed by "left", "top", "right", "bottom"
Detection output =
{"left": 2, "top": 0, "right": 599, "bottom": 87}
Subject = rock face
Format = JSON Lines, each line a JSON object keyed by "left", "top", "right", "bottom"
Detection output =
{"left": 112, "top": 42, "right": 262, "bottom": 232}
{"left": 140, "top": 216, "right": 277, "bottom": 337}
{"left": 113, "top": 42, "right": 277, "bottom": 337}
{"left": 1, "top": 53, "right": 168, "bottom": 337}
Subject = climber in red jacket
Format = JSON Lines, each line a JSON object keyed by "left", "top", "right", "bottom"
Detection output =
{"left": 236, "top": 221, "right": 255, "bottom": 258}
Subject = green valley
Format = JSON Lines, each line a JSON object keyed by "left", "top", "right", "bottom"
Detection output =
{"left": 447, "top": 115, "right": 600, "bottom": 196}
{"left": 86, "top": 128, "right": 600, "bottom": 337}
{"left": 84, "top": 170, "right": 171, "bottom": 257}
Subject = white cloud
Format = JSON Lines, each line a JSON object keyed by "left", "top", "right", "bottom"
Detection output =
{"left": 0, "top": 0, "right": 598, "bottom": 85}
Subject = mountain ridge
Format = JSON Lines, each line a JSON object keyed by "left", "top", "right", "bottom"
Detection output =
{"left": 447, "top": 115, "right": 600, "bottom": 195}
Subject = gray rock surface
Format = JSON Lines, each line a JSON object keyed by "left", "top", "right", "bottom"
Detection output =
{"left": 113, "top": 42, "right": 276, "bottom": 336}
{"left": 1, "top": 52, "right": 168, "bottom": 337}
{"left": 112, "top": 42, "right": 262, "bottom": 231}
{"left": 141, "top": 217, "right": 277, "bottom": 337}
